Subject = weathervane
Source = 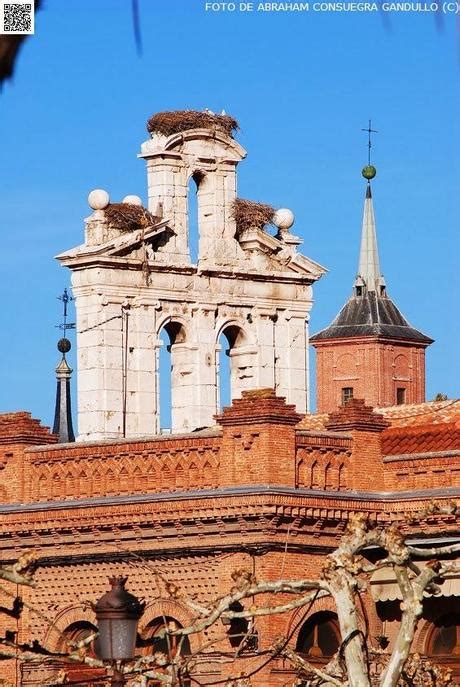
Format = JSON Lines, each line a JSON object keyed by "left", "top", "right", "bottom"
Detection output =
{"left": 361, "top": 119, "right": 378, "bottom": 182}
{"left": 56, "top": 288, "right": 75, "bottom": 357}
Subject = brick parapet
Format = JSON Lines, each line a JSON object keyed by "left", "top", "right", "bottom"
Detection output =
{"left": 323, "top": 399, "right": 390, "bottom": 490}
{"left": 215, "top": 388, "right": 302, "bottom": 427}
{"left": 216, "top": 389, "right": 302, "bottom": 487}
{"left": 0, "top": 412, "right": 56, "bottom": 503}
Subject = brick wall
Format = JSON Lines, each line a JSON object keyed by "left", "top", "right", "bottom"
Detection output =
{"left": 314, "top": 338, "right": 427, "bottom": 413}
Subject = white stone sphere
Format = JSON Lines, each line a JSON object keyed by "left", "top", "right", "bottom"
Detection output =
{"left": 273, "top": 208, "right": 295, "bottom": 231}
{"left": 88, "top": 189, "right": 110, "bottom": 210}
{"left": 122, "top": 195, "right": 143, "bottom": 206}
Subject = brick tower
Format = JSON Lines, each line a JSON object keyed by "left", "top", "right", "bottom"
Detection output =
{"left": 57, "top": 111, "right": 326, "bottom": 440}
{"left": 311, "top": 169, "right": 433, "bottom": 413}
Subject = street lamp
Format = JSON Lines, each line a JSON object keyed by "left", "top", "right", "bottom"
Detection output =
{"left": 93, "top": 576, "right": 145, "bottom": 686}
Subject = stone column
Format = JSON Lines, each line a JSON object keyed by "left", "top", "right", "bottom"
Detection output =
{"left": 146, "top": 156, "right": 189, "bottom": 262}
{"left": 125, "top": 299, "right": 158, "bottom": 436}
{"left": 253, "top": 309, "right": 276, "bottom": 390}
{"left": 274, "top": 309, "right": 309, "bottom": 414}
{"left": 191, "top": 305, "right": 219, "bottom": 429}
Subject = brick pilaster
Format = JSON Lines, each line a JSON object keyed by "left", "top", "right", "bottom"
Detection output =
{"left": 215, "top": 388, "right": 302, "bottom": 487}
{"left": 325, "top": 399, "right": 390, "bottom": 490}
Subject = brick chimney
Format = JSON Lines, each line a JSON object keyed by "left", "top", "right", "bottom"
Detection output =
{"left": 215, "top": 389, "right": 302, "bottom": 487}
{"left": 325, "top": 399, "right": 390, "bottom": 490}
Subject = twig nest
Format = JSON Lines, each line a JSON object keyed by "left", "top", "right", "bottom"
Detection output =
{"left": 122, "top": 195, "right": 143, "bottom": 206}
{"left": 88, "top": 189, "right": 110, "bottom": 210}
{"left": 273, "top": 208, "right": 294, "bottom": 231}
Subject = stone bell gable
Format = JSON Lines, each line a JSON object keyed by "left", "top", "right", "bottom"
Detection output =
{"left": 57, "top": 110, "right": 326, "bottom": 441}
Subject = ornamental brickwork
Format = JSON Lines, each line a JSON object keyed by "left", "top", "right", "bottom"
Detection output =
{"left": 0, "top": 392, "right": 458, "bottom": 685}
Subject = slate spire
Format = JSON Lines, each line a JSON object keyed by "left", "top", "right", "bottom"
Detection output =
{"left": 355, "top": 182, "right": 386, "bottom": 294}
{"left": 53, "top": 342, "right": 75, "bottom": 443}
{"left": 53, "top": 289, "right": 75, "bottom": 443}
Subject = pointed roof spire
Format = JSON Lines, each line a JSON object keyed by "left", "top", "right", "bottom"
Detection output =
{"left": 354, "top": 179, "right": 385, "bottom": 294}
{"left": 356, "top": 120, "right": 385, "bottom": 294}
{"left": 53, "top": 340, "right": 75, "bottom": 443}
{"left": 53, "top": 289, "right": 75, "bottom": 443}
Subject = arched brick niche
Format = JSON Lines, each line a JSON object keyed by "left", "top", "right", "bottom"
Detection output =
{"left": 139, "top": 598, "right": 200, "bottom": 654}
{"left": 44, "top": 605, "right": 98, "bottom": 651}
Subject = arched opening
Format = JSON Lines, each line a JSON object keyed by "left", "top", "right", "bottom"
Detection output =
{"left": 221, "top": 601, "right": 258, "bottom": 651}
{"left": 140, "top": 616, "right": 191, "bottom": 686}
{"left": 58, "top": 620, "right": 98, "bottom": 655}
{"left": 55, "top": 621, "right": 103, "bottom": 687}
{"left": 296, "top": 611, "right": 341, "bottom": 660}
{"left": 158, "top": 320, "right": 188, "bottom": 432}
{"left": 187, "top": 171, "right": 205, "bottom": 264}
{"left": 217, "top": 324, "right": 251, "bottom": 410}
{"left": 427, "top": 613, "right": 460, "bottom": 656}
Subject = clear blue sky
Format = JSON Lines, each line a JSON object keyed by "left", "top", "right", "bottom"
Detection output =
{"left": 0, "top": 0, "right": 458, "bottom": 429}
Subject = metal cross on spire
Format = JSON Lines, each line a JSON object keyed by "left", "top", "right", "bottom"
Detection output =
{"left": 56, "top": 288, "right": 76, "bottom": 336}
{"left": 362, "top": 119, "right": 378, "bottom": 166}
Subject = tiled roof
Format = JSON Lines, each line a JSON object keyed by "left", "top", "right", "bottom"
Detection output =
{"left": 382, "top": 422, "right": 460, "bottom": 456}
{"left": 378, "top": 399, "right": 460, "bottom": 427}
{"left": 297, "top": 412, "right": 328, "bottom": 431}
{"left": 298, "top": 400, "right": 459, "bottom": 433}
{"left": 310, "top": 290, "right": 433, "bottom": 344}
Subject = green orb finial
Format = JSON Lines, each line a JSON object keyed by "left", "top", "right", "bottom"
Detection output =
{"left": 362, "top": 165, "right": 377, "bottom": 180}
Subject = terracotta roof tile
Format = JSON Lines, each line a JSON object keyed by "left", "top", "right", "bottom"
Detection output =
{"left": 382, "top": 422, "right": 460, "bottom": 456}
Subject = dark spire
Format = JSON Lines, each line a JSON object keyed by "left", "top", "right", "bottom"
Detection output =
{"left": 310, "top": 141, "right": 433, "bottom": 347}
{"left": 53, "top": 290, "right": 75, "bottom": 442}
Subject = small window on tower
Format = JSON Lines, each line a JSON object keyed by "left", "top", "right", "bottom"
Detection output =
{"left": 396, "top": 388, "right": 406, "bottom": 405}
{"left": 341, "top": 387, "right": 353, "bottom": 405}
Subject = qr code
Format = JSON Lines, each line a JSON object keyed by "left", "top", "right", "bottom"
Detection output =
{"left": 2, "top": 2, "right": 34, "bottom": 34}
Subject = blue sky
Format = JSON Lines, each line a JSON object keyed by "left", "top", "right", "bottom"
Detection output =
{"left": 0, "top": 0, "right": 458, "bottom": 428}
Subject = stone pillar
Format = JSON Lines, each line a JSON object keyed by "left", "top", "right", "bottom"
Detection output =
{"left": 126, "top": 299, "right": 158, "bottom": 436}
{"left": 253, "top": 309, "right": 276, "bottom": 390}
{"left": 197, "top": 163, "right": 242, "bottom": 266}
{"left": 275, "top": 310, "right": 309, "bottom": 414}
{"left": 191, "top": 305, "right": 219, "bottom": 429}
{"left": 146, "top": 156, "right": 189, "bottom": 261}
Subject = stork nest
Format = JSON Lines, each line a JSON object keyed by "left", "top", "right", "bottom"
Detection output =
{"left": 147, "top": 110, "right": 239, "bottom": 138}
{"left": 103, "top": 203, "right": 157, "bottom": 232}
{"left": 232, "top": 198, "right": 275, "bottom": 236}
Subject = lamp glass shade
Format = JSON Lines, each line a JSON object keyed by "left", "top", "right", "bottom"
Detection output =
{"left": 96, "top": 617, "right": 139, "bottom": 661}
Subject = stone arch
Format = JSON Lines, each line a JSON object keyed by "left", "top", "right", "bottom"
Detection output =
{"left": 324, "top": 461, "right": 333, "bottom": 490}
{"left": 163, "top": 129, "right": 246, "bottom": 159}
{"left": 216, "top": 320, "right": 256, "bottom": 406}
{"left": 187, "top": 168, "right": 210, "bottom": 264}
{"left": 335, "top": 352, "right": 356, "bottom": 377}
{"left": 338, "top": 461, "right": 348, "bottom": 490}
{"left": 311, "top": 460, "right": 320, "bottom": 489}
{"left": 157, "top": 318, "right": 192, "bottom": 432}
{"left": 292, "top": 595, "right": 367, "bottom": 655}
{"left": 420, "top": 612, "right": 460, "bottom": 656}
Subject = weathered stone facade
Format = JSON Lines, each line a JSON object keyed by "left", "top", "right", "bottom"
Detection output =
{"left": 57, "top": 115, "right": 325, "bottom": 440}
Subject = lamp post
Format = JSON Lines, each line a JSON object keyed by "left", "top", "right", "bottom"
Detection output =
{"left": 93, "top": 576, "right": 145, "bottom": 687}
